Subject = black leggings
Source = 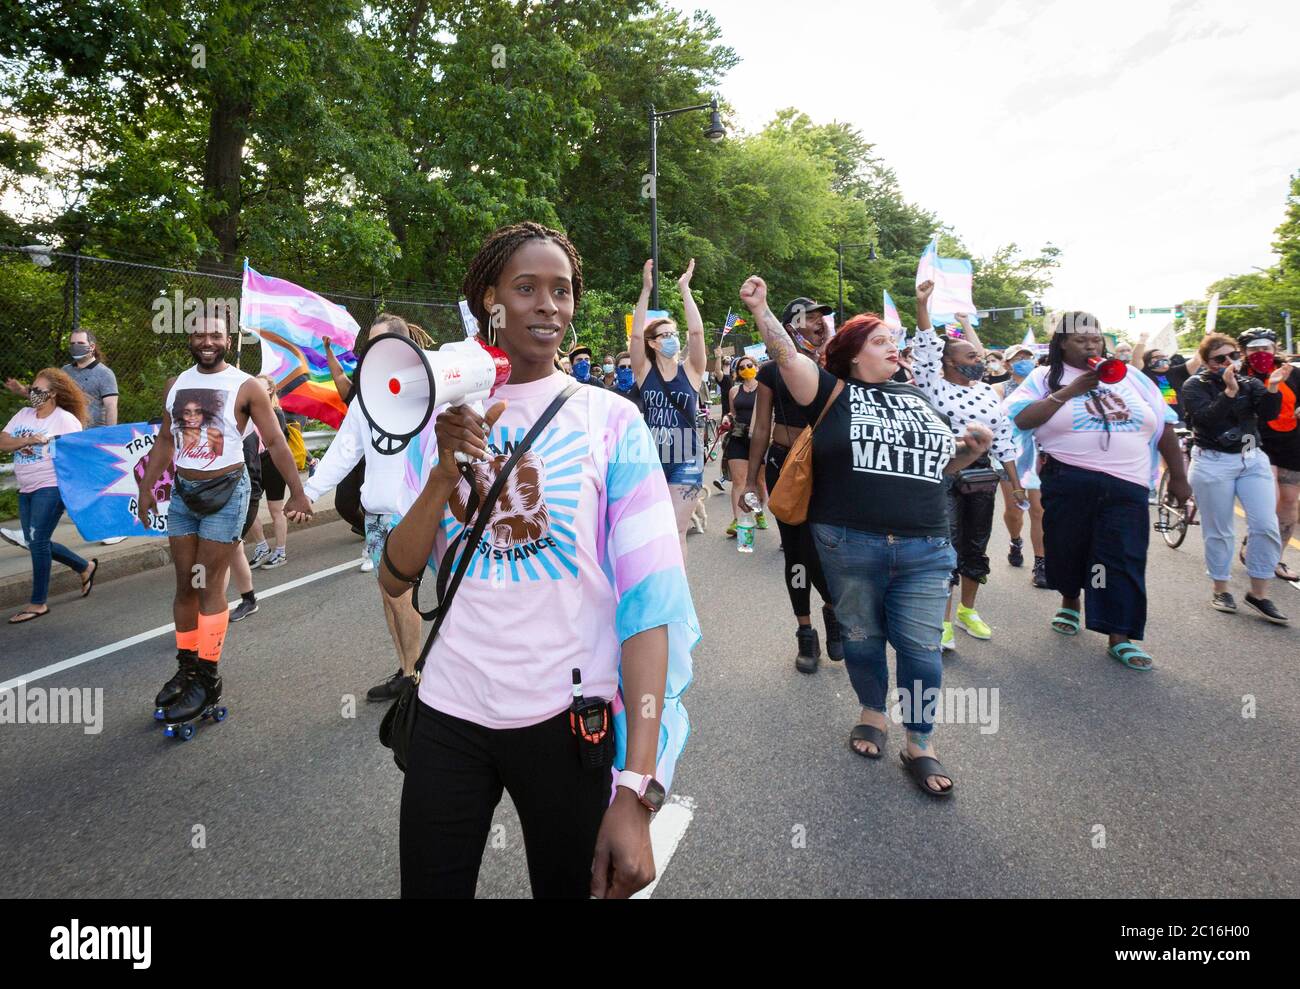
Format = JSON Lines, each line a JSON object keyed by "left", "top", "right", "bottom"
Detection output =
{"left": 400, "top": 702, "right": 610, "bottom": 899}
{"left": 765, "top": 445, "right": 830, "bottom": 619}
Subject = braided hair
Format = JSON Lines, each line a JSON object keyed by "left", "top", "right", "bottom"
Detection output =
{"left": 1046, "top": 310, "right": 1111, "bottom": 449}
{"left": 461, "top": 222, "right": 584, "bottom": 333}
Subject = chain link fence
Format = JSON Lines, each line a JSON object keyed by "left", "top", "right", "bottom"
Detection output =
{"left": 0, "top": 245, "right": 466, "bottom": 429}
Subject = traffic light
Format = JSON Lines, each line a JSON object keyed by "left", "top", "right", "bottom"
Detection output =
{"left": 1032, "top": 301, "right": 1045, "bottom": 317}
{"left": 1174, "top": 304, "right": 1185, "bottom": 319}
{"left": 1128, "top": 305, "right": 1136, "bottom": 319}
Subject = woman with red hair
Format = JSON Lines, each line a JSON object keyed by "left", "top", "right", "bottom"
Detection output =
{"left": 738, "top": 277, "right": 993, "bottom": 798}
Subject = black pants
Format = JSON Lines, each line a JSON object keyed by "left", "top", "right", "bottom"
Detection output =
{"left": 400, "top": 702, "right": 610, "bottom": 899}
{"left": 336, "top": 459, "right": 366, "bottom": 535}
{"left": 765, "top": 444, "right": 830, "bottom": 619}
{"left": 945, "top": 478, "right": 995, "bottom": 585}
{"left": 1040, "top": 458, "right": 1150, "bottom": 639}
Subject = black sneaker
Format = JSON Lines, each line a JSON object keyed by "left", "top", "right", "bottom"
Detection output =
{"left": 712, "top": 479, "right": 727, "bottom": 492}
{"left": 822, "top": 605, "right": 844, "bottom": 662}
{"left": 1244, "top": 593, "right": 1288, "bottom": 625}
{"left": 795, "top": 626, "right": 821, "bottom": 675}
{"left": 230, "top": 598, "right": 259, "bottom": 622}
{"left": 1211, "top": 591, "right": 1237, "bottom": 613}
{"left": 1008, "top": 538, "right": 1024, "bottom": 568}
{"left": 1031, "top": 556, "right": 1049, "bottom": 588}
{"left": 366, "top": 669, "right": 412, "bottom": 702}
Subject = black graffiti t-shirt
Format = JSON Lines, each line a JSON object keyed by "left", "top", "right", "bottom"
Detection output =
{"left": 800, "top": 367, "right": 956, "bottom": 538}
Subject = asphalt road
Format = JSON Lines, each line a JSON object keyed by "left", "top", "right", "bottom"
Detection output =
{"left": 1, "top": 459, "right": 1296, "bottom": 898}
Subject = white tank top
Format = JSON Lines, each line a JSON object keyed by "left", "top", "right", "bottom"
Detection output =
{"left": 165, "top": 365, "right": 252, "bottom": 472}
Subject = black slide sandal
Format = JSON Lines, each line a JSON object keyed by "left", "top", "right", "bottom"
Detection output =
{"left": 848, "top": 724, "right": 887, "bottom": 759}
{"left": 900, "top": 751, "right": 955, "bottom": 798}
{"left": 80, "top": 558, "right": 99, "bottom": 598}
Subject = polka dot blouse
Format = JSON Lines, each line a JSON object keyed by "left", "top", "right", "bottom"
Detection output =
{"left": 909, "top": 327, "right": 1018, "bottom": 463}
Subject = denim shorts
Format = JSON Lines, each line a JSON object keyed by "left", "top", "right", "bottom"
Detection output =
{"left": 168, "top": 469, "right": 251, "bottom": 543}
{"left": 665, "top": 456, "right": 704, "bottom": 491}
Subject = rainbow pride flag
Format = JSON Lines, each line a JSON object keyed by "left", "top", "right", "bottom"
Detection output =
{"left": 241, "top": 262, "right": 359, "bottom": 428}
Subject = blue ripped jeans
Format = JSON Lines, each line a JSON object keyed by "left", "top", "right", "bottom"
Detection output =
{"left": 812, "top": 524, "right": 956, "bottom": 735}
{"left": 19, "top": 486, "right": 90, "bottom": 606}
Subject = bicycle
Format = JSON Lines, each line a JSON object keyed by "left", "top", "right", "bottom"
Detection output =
{"left": 1153, "top": 428, "right": 1198, "bottom": 548}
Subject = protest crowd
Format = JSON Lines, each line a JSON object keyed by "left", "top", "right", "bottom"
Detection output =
{"left": 3, "top": 221, "right": 1297, "bottom": 900}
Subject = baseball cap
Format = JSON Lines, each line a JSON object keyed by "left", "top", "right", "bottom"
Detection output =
{"left": 779, "top": 297, "right": 833, "bottom": 329}
{"left": 569, "top": 345, "right": 594, "bottom": 362}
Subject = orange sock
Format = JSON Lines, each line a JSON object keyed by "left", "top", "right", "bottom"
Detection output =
{"left": 176, "top": 628, "right": 199, "bottom": 652}
{"left": 196, "top": 610, "right": 230, "bottom": 663}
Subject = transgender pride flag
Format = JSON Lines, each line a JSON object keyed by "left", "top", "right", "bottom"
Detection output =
{"left": 916, "top": 237, "right": 975, "bottom": 325}
{"left": 882, "top": 289, "right": 905, "bottom": 344}
{"left": 240, "top": 261, "right": 360, "bottom": 428}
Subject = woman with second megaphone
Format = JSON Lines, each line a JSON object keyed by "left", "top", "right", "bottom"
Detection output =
{"left": 379, "top": 222, "right": 697, "bottom": 899}
{"left": 1008, "top": 312, "right": 1190, "bottom": 671}
{"left": 737, "top": 274, "right": 994, "bottom": 799}
{"left": 1178, "top": 332, "right": 1288, "bottom": 623}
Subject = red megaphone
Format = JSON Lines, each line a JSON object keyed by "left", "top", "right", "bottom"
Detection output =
{"left": 1088, "top": 356, "right": 1127, "bottom": 384}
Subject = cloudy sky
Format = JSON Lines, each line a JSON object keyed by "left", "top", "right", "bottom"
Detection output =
{"left": 674, "top": 0, "right": 1300, "bottom": 335}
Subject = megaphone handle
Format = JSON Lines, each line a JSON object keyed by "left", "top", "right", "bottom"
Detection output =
{"left": 453, "top": 401, "right": 488, "bottom": 464}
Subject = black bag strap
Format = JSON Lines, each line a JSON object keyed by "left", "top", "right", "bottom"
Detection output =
{"left": 410, "top": 381, "right": 580, "bottom": 674}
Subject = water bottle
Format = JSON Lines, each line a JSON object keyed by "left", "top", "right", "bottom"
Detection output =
{"left": 737, "top": 510, "right": 756, "bottom": 553}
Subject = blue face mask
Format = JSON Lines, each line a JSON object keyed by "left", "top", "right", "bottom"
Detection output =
{"left": 573, "top": 360, "right": 591, "bottom": 382}
{"left": 1011, "top": 359, "right": 1035, "bottom": 377}
{"left": 659, "top": 336, "right": 680, "bottom": 358}
{"left": 602, "top": 363, "right": 614, "bottom": 374}
{"left": 616, "top": 367, "right": 635, "bottom": 390}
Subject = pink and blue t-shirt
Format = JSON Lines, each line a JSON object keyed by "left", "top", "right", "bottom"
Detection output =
{"left": 403, "top": 372, "right": 698, "bottom": 789}
{"left": 1004, "top": 364, "right": 1177, "bottom": 488}
{"left": 4, "top": 406, "right": 83, "bottom": 493}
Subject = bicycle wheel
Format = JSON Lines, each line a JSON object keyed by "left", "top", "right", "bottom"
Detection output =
{"left": 1157, "top": 470, "right": 1188, "bottom": 549}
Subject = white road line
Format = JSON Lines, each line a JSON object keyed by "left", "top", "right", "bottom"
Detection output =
{"left": 0, "top": 558, "right": 361, "bottom": 692}
{"left": 633, "top": 795, "right": 694, "bottom": 899}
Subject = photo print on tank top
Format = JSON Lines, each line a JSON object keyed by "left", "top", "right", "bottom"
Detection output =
{"left": 440, "top": 425, "right": 586, "bottom": 583}
{"left": 848, "top": 384, "right": 954, "bottom": 483}
{"left": 170, "top": 388, "right": 227, "bottom": 467}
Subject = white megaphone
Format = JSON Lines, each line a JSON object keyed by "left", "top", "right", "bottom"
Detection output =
{"left": 355, "top": 333, "right": 511, "bottom": 456}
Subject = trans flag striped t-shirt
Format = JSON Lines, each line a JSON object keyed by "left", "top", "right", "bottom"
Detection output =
{"left": 404, "top": 371, "right": 698, "bottom": 790}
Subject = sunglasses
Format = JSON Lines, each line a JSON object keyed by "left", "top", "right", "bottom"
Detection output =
{"left": 1208, "top": 351, "right": 1242, "bottom": 365}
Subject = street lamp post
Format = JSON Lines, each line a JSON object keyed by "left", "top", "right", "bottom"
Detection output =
{"left": 648, "top": 98, "right": 724, "bottom": 309}
{"left": 836, "top": 241, "right": 878, "bottom": 324}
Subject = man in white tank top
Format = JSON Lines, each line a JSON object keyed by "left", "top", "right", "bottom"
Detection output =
{"left": 135, "top": 312, "right": 313, "bottom": 729}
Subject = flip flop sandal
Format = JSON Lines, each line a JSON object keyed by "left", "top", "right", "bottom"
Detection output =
{"left": 1276, "top": 564, "right": 1300, "bottom": 583}
{"left": 1050, "top": 607, "right": 1081, "bottom": 635}
{"left": 8, "top": 609, "right": 48, "bottom": 624}
{"left": 1108, "top": 642, "right": 1154, "bottom": 671}
{"left": 848, "top": 724, "right": 888, "bottom": 760}
{"left": 900, "top": 751, "right": 954, "bottom": 798}
{"left": 80, "top": 558, "right": 99, "bottom": 598}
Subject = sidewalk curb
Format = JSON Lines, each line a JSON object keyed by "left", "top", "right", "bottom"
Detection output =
{"left": 0, "top": 508, "right": 345, "bottom": 611}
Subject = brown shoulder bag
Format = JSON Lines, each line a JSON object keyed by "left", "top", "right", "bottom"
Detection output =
{"left": 767, "top": 379, "right": 844, "bottom": 526}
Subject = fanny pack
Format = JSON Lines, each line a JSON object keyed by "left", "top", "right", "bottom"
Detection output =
{"left": 953, "top": 458, "right": 1000, "bottom": 496}
{"left": 729, "top": 420, "right": 750, "bottom": 441}
{"left": 176, "top": 470, "right": 243, "bottom": 516}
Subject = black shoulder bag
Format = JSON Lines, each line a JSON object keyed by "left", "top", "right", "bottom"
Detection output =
{"left": 378, "top": 382, "right": 580, "bottom": 771}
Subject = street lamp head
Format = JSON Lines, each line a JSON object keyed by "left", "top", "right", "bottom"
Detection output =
{"left": 868, "top": 244, "right": 878, "bottom": 261}
{"left": 704, "top": 99, "right": 725, "bottom": 142}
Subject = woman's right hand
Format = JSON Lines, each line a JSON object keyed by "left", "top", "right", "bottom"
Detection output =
{"left": 136, "top": 489, "right": 156, "bottom": 529}
{"left": 432, "top": 401, "right": 508, "bottom": 482}
{"left": 916, "top": 279, "right": 935, "bottom": 306}
{"left": 1222, "top": 365, "right": 1240, "bottom": 398}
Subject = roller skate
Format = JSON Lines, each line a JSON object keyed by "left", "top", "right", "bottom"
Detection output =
{"left": 161, "top": 662, "right": 227, "bottom": 741}
{"left": 154, "top": 649, "right": 200, "bottom": 721}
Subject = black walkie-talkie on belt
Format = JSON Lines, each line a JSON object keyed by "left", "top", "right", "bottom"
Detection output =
{"left": 569, "top": 668, "right": 613, "bottom": 771}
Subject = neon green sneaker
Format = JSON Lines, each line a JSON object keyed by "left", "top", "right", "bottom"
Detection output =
{"left": 956, "top": 605, "right": 991, "bottom": 640}
{"left": 941, "top": 621, "right": 955, "bottom": 652}
{"left": 726, "top": 519, "right": 738, "bottom": 538}
{"left": 755, "top": 511, "right": 769, "bottom": 530}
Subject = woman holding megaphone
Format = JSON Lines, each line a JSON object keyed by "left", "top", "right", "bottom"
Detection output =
{"left": 379, "top": 222, "right": 697, "bottom": 900}
{"left": 1009, "top": 312, "right": 1190, "bottom": 670}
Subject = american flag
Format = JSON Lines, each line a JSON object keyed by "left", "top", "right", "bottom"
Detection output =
{"left": 719, "top": 309, "right": 746, "bottom": 340}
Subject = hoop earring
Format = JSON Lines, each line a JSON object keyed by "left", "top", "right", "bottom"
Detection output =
{"left": 485, "top": 321, "right": 497, "bottom": 347}
{"left": 564, "top": 325, "right": 578, "bottom": 354}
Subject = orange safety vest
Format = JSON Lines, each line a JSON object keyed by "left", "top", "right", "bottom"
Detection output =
{"left": 1268, "top": 380, "right": 1297, "bottom": 434}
